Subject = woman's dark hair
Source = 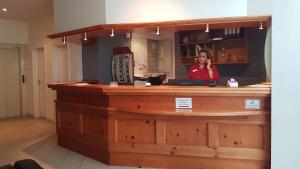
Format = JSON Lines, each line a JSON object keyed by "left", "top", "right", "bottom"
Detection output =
{"left": 199, "top": 49, "right": 210, "bottom": 57}
{"left": 199, "top": 49, "right": 208, "bottom": 54}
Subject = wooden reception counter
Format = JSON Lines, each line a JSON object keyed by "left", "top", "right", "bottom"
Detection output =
{"left": 48, "top": 83, "right": 271, "bottom": 169}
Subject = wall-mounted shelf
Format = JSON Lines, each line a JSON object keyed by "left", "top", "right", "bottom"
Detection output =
{"left": 179, "top": 28, "right": 249, "bottom": 65}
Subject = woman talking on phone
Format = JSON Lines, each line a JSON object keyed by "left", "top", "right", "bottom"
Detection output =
{"left": 187, "top": 50, "right": 220, "bottom": 85}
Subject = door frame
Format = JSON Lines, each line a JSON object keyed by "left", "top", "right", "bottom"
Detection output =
{"left": 32, "top": 47, "right": 47, "bottom": 118}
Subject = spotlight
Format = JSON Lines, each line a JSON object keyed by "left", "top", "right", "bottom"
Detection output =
{"left": 259, "top": 21, "right": 264, "bottom": 30}
{"left": 205, "top": 24, "right": 209, "bottom": 33}
{"left": 83, "top": 32, "right": 87, "bottom": 41}
{"left": 110, "top": 28, "right": 115, "bottom": 37}
{"left": 62, "top": 36, "right": 67, "bottom": 44}
{"left": 2, "top": 8, "right": 7, "bottom": 12}
{"left": 156, "top": 26, "right": 160, "bottom": 35}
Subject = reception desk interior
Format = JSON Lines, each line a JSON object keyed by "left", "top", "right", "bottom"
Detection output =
{"left": 48, "top": 83, "right": 271, "bottom": 169}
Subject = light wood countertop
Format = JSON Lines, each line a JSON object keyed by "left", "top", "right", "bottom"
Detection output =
{"left": 49, "top": 83, "right": 271, "bottom": 96}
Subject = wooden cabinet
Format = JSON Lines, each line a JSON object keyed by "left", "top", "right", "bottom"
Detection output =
{"left": 49, "top": 84, "right": 271, "bottom": 169}
{"left": 179, "top": 28, "right": 248, "bottom": 65}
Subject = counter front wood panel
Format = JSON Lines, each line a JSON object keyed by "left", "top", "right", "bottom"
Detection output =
{"left": 49, "top": 84, "right": 271, "bottom": 169}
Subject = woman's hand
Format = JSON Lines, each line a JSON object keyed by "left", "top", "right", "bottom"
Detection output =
{"left": 206, "top": 59, "right": 212, "bottom": 69}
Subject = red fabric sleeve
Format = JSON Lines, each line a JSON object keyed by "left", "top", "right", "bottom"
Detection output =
{"left": 211, "top": 65, "right": 220, "bottom": 82}
{"left": 187, "top": 64, "right": 196, "bottom": 79}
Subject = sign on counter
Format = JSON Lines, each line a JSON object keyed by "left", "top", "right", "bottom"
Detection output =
{"left": 176, "top": 98, "right": 192, "bottom": 109}
{"left": 245, "top": 99, "right": 261, "bottom": 109}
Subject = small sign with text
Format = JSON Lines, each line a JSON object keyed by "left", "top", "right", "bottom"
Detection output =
{"left": 245, "top": 99, "right": 261, "bottom": 109}
{"left": 176, "top": 98, "right": 192, "bottom": 109}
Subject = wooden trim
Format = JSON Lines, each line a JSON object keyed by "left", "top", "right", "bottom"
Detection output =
{"left": 263, "top": 125, "right": 271, "bottom": 150}
{"left": 117, "top": 109, "right": 270, "bottom": 117}
{"left": 108, "top": 143, "right": 269, "bottom": 161}
{"left": 102, "top": 86, "right": 271, "bottom": 97}
{"left": 48, "top": 16, "right": 271, "bottom": 39}
{"left": 208, "top": 123, "right": 219, "bottom": 148}
{"left": 155, "top": 121, "right": 166, "bottom": 144}
{"left": 80, "top": 113, "right": 83, "bottom": 135}
{"left": 56, "top": 100, "right": 116, "bottom": 112}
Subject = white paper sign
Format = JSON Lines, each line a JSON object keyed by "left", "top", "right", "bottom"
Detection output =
{"left": 176, "top": 98, "right": 192, "bottom": 109}
{"left": 176, "top": 109, "right": 192, "bottom": 113}
{"left": 245, "top": 99, "right": 261, "bottom": 109}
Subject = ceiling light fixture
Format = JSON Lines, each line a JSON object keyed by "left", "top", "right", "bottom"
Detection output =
{"left": 259, "top": 21, "right": 264, "bottom": 30}
{"left": 83, "top": 32, "right": 88, "bottom": 41}
{"left": 110, "top": 28, "right": 115, "bottom": 37}
{"left": 62, "top": 36, "right": 67, "bottom": 44}
{"left": 205, "top": 24, "right": 209, "bottom": 33}
{"left": 2, "top": 8, "right": 7, "bottom": 12}
{"left": 156, "top": 26, "right": 160, "bottom": 35}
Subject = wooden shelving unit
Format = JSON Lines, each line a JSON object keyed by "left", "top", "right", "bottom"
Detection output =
{"left": 179, "top": 28, "right": 248, "bottom": 65}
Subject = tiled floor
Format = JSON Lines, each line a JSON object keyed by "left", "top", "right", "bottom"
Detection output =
{"left": 0, "top": 117, "right": 154, "bottom": 169}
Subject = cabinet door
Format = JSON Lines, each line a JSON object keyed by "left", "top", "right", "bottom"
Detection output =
{"left": 82, "top": 111, "right": 108, "bottom": 145}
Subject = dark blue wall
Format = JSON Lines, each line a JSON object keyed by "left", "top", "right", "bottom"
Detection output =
{"left": 82, "top": 35, "right": 131, "bottom": 84}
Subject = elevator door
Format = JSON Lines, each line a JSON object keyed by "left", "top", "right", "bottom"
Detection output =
{"left": 0, "top": 48, "right": 21, "bottom": 118}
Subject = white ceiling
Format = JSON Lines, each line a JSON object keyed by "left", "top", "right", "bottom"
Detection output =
{"left": 0, "top": 0, "right": 53, "bottom": 22}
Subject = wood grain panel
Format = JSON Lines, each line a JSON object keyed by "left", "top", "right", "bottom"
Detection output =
{"left": 60, "top": 108, "right": 81, "bottom": 135}
{"left": 218, "top": 123, "right": 264, "bottom": 149}
{"left": 165, "top": 121, "right": 207, "bottom": 146}
{"left": 155, "top": 120, "right": 166, "bottom": 144}
{"left": 117, "top": 120, "right": 156, "bottom": 144}
{"left": 110, "top": 95, "right": 270, "bottom": 112}
{"left": 82, "top": 112, "right": 107, "bottom": 143}
{"left": 208, "top": 122, "right": 219, "bottom": 148}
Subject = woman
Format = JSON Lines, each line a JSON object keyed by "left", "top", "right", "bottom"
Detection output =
{"left": 188, "top": 50, "right": 220, "bottom": 85}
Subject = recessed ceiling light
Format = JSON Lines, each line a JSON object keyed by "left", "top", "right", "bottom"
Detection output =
{"left": 2, "top": 8, "right": 8, "bottom": 12}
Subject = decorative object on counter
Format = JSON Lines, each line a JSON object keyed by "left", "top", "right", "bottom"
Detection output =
{"left": 109, "top": 81, "right": 118, "bottom": 87}
{"left": 134, "top": 80, "right": 146, "bottom": 87}
{"left": 227, "top": 78, "right": 239, "bottom": 88}
{"left": 112, "top": 47, "right": 134, "bottom": 84}
{"left": 208, "top": 80, "right": 217, "bottom": 87}
{"left": 145, "top": 82, "right": 151, "bottom": 87}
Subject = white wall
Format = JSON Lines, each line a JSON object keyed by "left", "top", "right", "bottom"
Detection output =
{"left": 0, "top": 19, "right": 28, "bottom": 44}
{"left": 26, "top": 11, "right": 83, "bottom": 121}
{"left": 132, "top": 32, "right": 175, "bottom": 78}
{"left": 272, "top": 0, "right": 300, "bottom": 169}
{"left": 68, "top": 43, "right": 83, "bottom": 81}
{"left": 54, "top": 0, "right": 106, "bottom": 33}
{"left": 247, "top": 0, "right": 272, "bottom": 16}
{"left": 105, "top": 0, "right": 247, "bottom": 24}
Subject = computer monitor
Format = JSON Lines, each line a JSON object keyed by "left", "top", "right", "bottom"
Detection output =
{"left": 148, "top": 77, "right": 162, "bottom": 85}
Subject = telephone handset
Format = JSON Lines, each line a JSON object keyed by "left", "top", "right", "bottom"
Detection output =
{"left": 204, "top": 58, "right": 211, "bottom": 66}
{"left": 204, "top": 60, "right": 208, "bottom": 66}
